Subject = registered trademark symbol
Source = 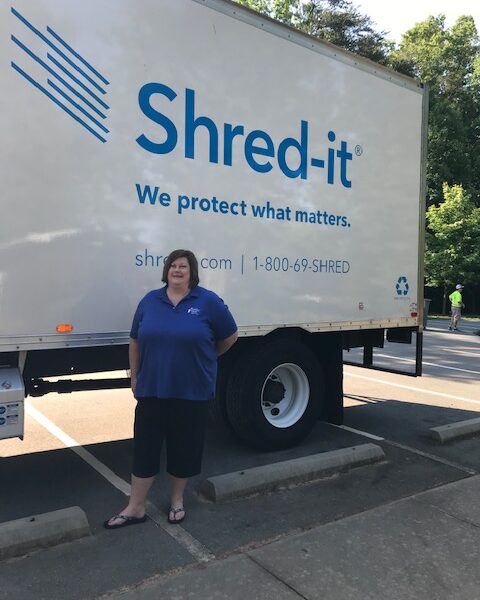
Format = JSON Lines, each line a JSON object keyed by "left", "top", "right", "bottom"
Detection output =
{"left": 355, "top": 145, "right": 363, "bottom": 156}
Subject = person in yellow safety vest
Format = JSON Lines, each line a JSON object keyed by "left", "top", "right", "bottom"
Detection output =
{"left": 448, "top": 284, "right": 465, "bottom": 331}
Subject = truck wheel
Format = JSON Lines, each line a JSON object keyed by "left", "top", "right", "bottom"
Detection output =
{"left": 210, "top": 345, "right": 248, "bottom": 432}
{"left": 226, "top": 341, "right": 323, "bottom": 450}
{"left": 210, "top": 360, "right": 234, "bottom": 431}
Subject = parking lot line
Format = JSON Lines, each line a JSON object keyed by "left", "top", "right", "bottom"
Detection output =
{"left": 345, "top": 371, "right": 480, "bottom": 406}
{"left": 329, "top": 425, "right": 476, "bottom": 476}
{"left": 26, "top": 403, "right": 130, "bottom": 494}
{"left": 335, "top": 424, "right": 384, "bottom": 441}
{"left": 386, "top": 440, "right": 477, "bottom": 475}
{"left": 145, "top": 500, "right": 215, "bottom": 563}
{"left": 375, "top": 353, "right": 480, "bottom": 375}
{"left": 375, "top": 354, "right": 480, "bottom": 376}
{"left": 25, "top": 402, "right": 216, "bottom": 563}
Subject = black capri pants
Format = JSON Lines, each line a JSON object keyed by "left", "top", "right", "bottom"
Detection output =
{"left": 132, "top": 397, "right": 210, "bottom": 479}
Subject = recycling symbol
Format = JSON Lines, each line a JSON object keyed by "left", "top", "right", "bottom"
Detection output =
{"left": 396, "top": 276, "right": 409, "bottom": 296}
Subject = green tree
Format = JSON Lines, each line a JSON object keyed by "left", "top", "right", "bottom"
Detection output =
{"left": 389, "top": 16, "right": 480, "bottom": 207}
{"left": 425, "top": 183, "right": 480, "bottom": 312}
{"left": 234, "top": 0, "right": 300, "bottom": 24}
{"left": 234, "top": 0, "right": 391, "bottom": 63}
{"left": 297, "top": 0, "right": 392, "bottom": 63}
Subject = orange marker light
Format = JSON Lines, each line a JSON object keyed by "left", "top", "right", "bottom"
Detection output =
{"left": 56, "top": 324, "right": 74, "bottom": 333}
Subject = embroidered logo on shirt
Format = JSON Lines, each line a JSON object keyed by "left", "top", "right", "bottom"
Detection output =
{"left": 187, "top": 307, "right": 200, "bottom": 315}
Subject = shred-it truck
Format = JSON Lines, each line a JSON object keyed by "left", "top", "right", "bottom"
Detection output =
{"left": 0, "top": 0, "right": 427, "bottom": 450}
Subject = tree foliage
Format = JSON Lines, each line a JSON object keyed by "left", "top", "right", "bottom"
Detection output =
{"left": 297, "top": 0, "right": 392, "bottom": 64}
{"left": 234, "top": 0, "right": 300, "bottom": 24}
{"left": 393, "top": 16, "right": 480, "bottom": 299}
{"left": 389, "top": 16, "right": 480, "bottom": 207}
{"left": 235, "top": 0, "right": 391, "bottom": 62}
{"left": 425, "top": 183, "right": 480, "bottom": 289}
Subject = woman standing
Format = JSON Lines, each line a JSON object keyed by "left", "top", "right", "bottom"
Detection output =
{"left": 105, "top": 249, "right": 237, "bottom": 528}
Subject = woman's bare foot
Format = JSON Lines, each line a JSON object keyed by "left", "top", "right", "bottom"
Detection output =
{"left": 168, "top": 506, "right": 185, "bottom": 524}
{"left": 105, "top": 506, "right": 145, "bottom": 528}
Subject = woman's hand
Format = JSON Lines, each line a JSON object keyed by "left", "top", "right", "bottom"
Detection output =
{"left": 217, "top": 331, "right": 238, "bottom": 356}
{"left": 129, "top": 337, "right": 140, "bottom": 396}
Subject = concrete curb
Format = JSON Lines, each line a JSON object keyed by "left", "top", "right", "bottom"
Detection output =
{"left": 200, "top": 443, "right": 385, "bottom": 502}
{"left": 0, "top": 506, "right": 91, "bottom": 560}
{"left": 424, "top": 417, "right": 480, "bottom": 444}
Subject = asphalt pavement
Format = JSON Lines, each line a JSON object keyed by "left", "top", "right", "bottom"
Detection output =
{"left": 102, "top": 474, "right": 480, "bottom": 600}
{"left": 104, "top": 318, "right": 480, "bottom": 599}
{"left": 0, "top": 317, "right": 479, "bottom": 600}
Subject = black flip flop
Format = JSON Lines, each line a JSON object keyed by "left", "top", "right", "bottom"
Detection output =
{"left": 104, "top": 514, "right": 147, "bottom": 529}
{"left": 168, "top": 507, "right": 186, "bottom": 524}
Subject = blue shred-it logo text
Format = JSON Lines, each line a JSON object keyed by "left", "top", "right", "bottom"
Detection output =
{"left": 10, "top": 7, "right": 110, "bottom": 143}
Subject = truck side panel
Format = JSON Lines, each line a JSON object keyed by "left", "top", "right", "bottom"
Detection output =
{"left": 0, "top": 0, "right": 424, "bottom": 351}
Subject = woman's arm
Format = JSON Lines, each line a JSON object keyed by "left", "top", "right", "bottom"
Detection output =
{"left": 216, "top": 331, "right": 238, "bottom": 356}
{"left": 129, "top": 337, "right": 140, "bottom": 394}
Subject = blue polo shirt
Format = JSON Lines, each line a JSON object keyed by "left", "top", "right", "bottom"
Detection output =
{"left": 130, "top": 286, "right": 237, "bottom": 401}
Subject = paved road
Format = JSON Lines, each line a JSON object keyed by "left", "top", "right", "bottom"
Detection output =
{"left": 0, "top": 318, "right": 479, "bottom": 599}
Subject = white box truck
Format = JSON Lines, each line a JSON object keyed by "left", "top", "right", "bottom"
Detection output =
{"left": 0, "top": 0, "right": 427, "bottom": 449}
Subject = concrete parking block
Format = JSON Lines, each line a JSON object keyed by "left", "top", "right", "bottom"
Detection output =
{"left": 0, "top": 506, "right": 91, "bottom": 560}
{"left": 424, "top": 417, "right": 480, "bottom": 443}
{"left": 200, "top": 443, "right": 385, "bottom": 502}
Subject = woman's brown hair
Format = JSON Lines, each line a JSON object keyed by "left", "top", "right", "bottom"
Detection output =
{"left": 161, "top": 249, "right": 199, "bottom": 288}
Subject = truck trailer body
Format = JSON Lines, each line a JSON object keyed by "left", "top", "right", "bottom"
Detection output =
{"left": 0, "top": 0, "right": 427, "bottom": 449}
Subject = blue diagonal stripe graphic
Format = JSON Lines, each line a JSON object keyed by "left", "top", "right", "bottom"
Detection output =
{"left": 47, "top": 53, "right": 109, "bottom": 109}
{"left": 48, "top": 79, "right": 109, "bottom": 134}
{"left": 11, "top": 7, "right": 108, "bottom": 93}
{"left": 12, "top": 35, "right": 107, "bottom": 118}
{"left": 11, "top": 62, "right": 107, "bottom": 143}
{"left": 48, "top": 75, "right": 107, "bottom": 119}
{"left": 11, "top": 6, "right": 110, "bottom": 143}
{"left": 46, "top": 25, "right": 109, "bottom": 86}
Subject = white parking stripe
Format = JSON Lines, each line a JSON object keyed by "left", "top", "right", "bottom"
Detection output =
{"left": 427, "top": 328, "right": 480, "bottom": 339}
{"left": 25, "top": 402, "right": 215, "bottom": 563}
{"left": 375, "top": 354, "right": 480, "bottom": 376}
{"left": 344, "top": 371, "right": 480, "bottom": 406}
{"left": 333, "top": 424, "right": 384, "bottom": 441}
{"left": 26, "top": 403, "right": 131, "bottom": 495}
{"left": 433, "top": 324, "right": 478, "bottom": 328}
{"left": 387, "top": 440, "right": 476, "bottom": 475}
{"left": 329, "top": 420, "right": 476, "bottom": 475}
{"left": 145, "top": 500, "right": 215, "bottom": 563}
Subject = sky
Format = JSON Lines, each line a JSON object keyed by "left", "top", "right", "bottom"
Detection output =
{"left": 354, "top": 0, "right": 480, "bottom": 43}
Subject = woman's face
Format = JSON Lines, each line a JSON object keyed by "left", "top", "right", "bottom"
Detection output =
{"left": 167, "top": 256, "right": 190, "bottom": 288}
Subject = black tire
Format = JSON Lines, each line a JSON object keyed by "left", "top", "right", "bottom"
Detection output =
{"left": 225, "top": 340, "right": 324, "bottom": 450}
{"left": 209, "top": 345, "right": 247, "bottom": 432}
{"left": 209, "top": 357, "right": 234, "bottom": 431}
